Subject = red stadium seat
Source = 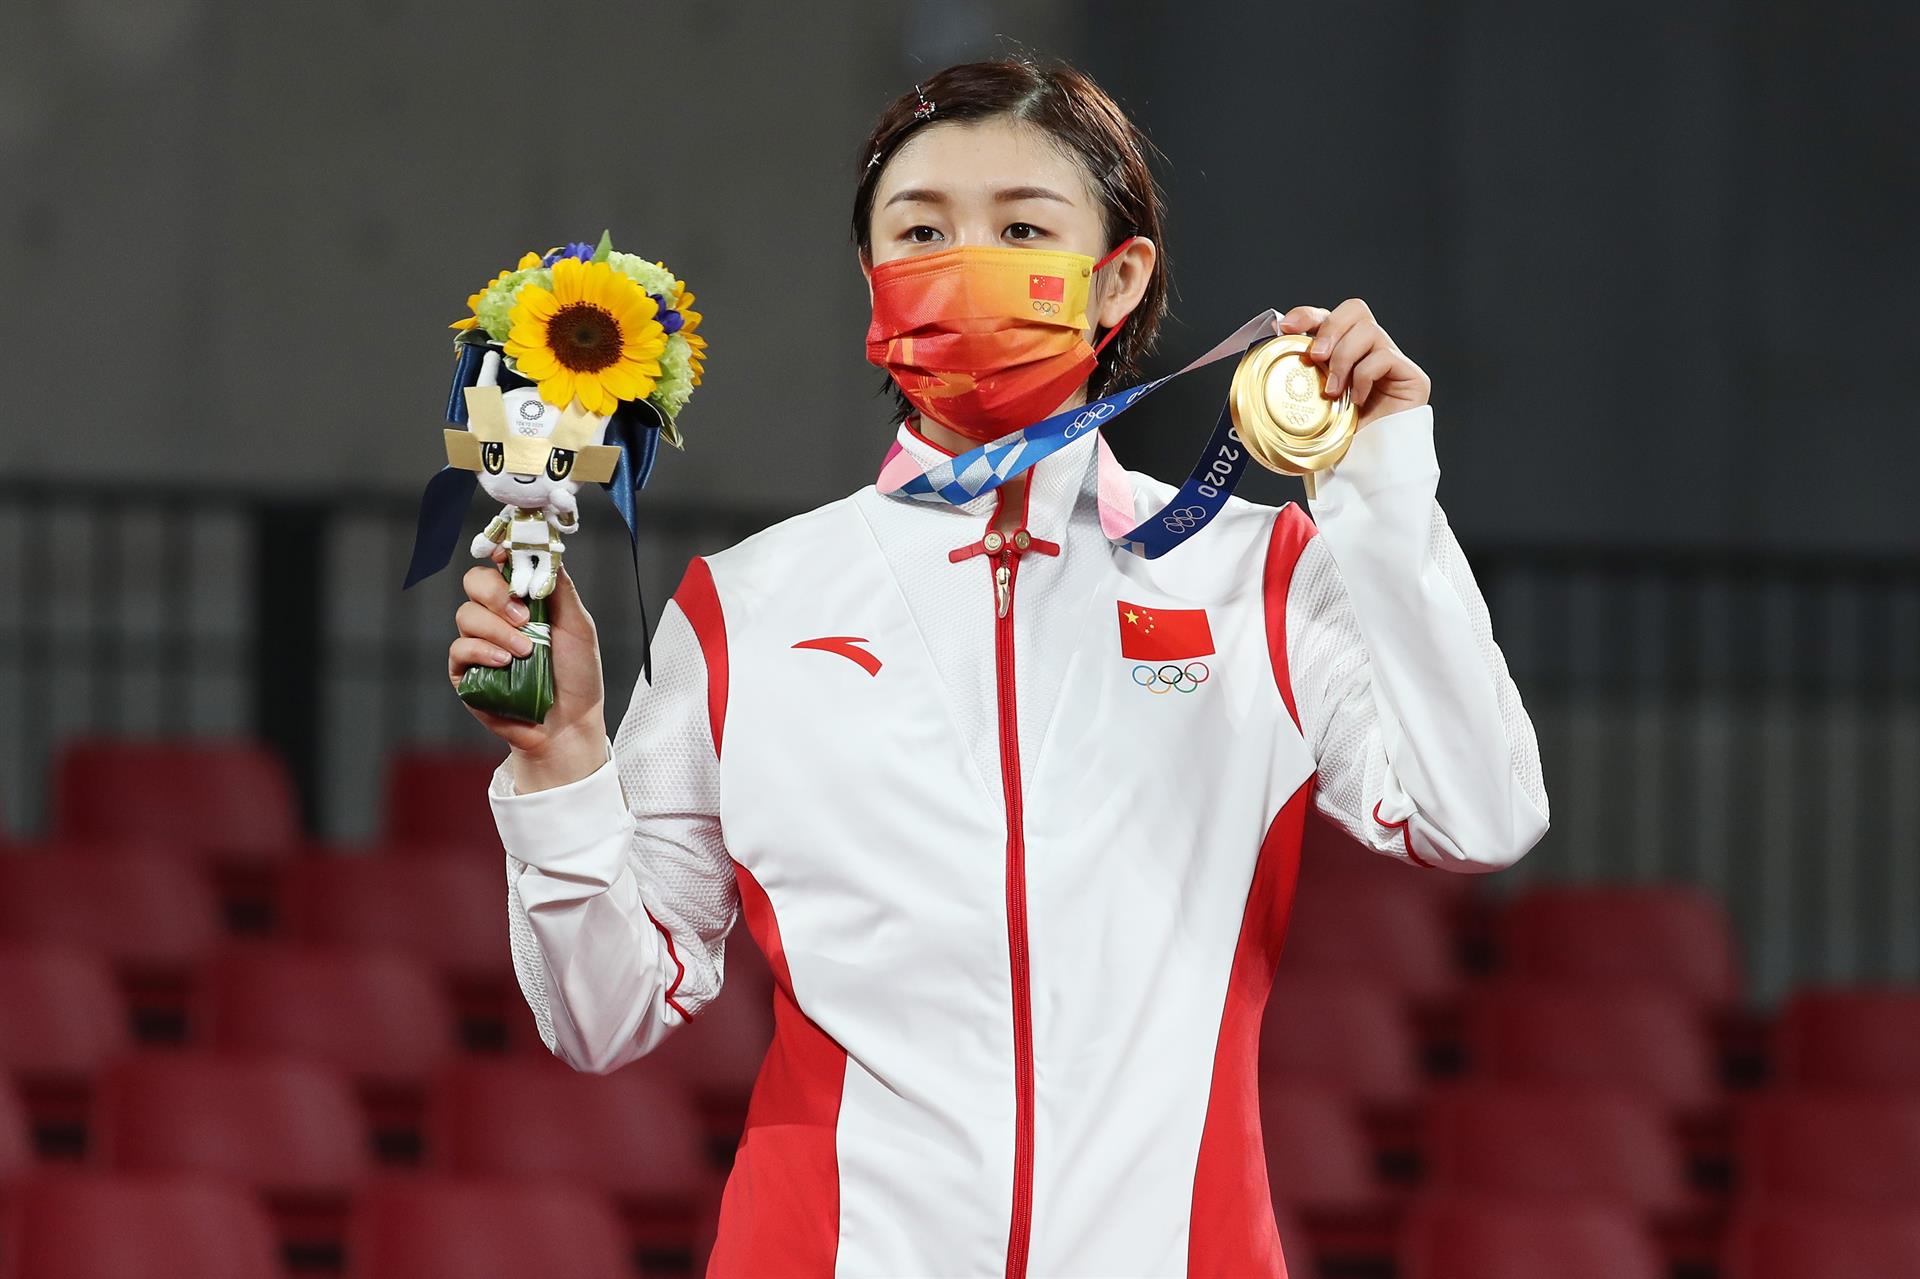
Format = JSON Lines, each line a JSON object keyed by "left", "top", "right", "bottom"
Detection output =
{"left": 1261, "top": 973, "right": 1424, "bottom": 1110}
{"left": 0, "top": 846, "right": 222, "bottom": 970}
{"left": 1259, "top": 1080, "right": 1387, "bottom": 1218}
{"left": 1498, "top": 885, "right": 1741, "bottom": 1007}
{"left": 1400, "top": 1192, "right": 1664, "bottom": 1279}
{"left": 93, "top": 1049, "right": 372, "bottom": 1196}
{"left": 0, "top": 1170, "right": 283, "bottom": 1279}
{"left": 1279, "top": 873, "right": 1462, "bottom": 1001}
{"left": 342, "top": 1175, "right": 631, "bottom": 1279}
{"left": 0, "top": 1073, "right": 33, "bottom": 1179}
{"left": 50, "top": 738, "right": 302, "bottom": 866}
{"left": 426, "top": 1058, "right": 715, "bottom": 1263}
{"left": 381, "top": 749, "right": 506, "bottom": 853}
{"left": 1723, "top": 1200, "right": 1920, "bottom": 1279}
{"left": 1422, "top": 1083, "right": 1694, "bottom": 1216}
{"left": 1736, "top": 1093, "right": 1920, "bottom": 1206}
{"left": 196, "top": 942, "right": 458, "bottom": 1087}
{"left": 0, "top": 943, "right": 134, "bottom": 1155}
{"left": 1774, "top": 986, "right": 1920, "bottom": 1092}
{"left": 1463, "top": 979, "right": 1719, "bottom": 1112}
{"left": 281, "top": 850, "right": 510, "bottom": 984}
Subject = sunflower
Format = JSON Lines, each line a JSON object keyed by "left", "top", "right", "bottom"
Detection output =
{"left": 449, "top": 251, "right": 544, "bottom": 331}
{"left": 665, "top": 269, "right": 707, "bottom": 387}
{"left": 504, "top": 257, "right": 668, "bottom": 415}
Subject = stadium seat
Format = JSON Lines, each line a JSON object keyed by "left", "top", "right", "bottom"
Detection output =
{"left": 0, "top": 943, "right": 134, "bottom": 1155}
{"left": 93, "top": 1049, "right": 372, "bottom": 1196}
{"left": 1463, "top": 979, "right": 1719, "bottom": 1112}
{"left": 281, "top": 850, "right": 510, "bottom": 984}
{"left": 49, "top": 738, "right": 302, "bottom": 866}
{"left": 195, "top": 942, "right": 458, "bottom": 1087}
{"left": 342, "top": 1175, "right": 631, "bottom": 1279}
{"left": 0, "top": 943, "right": 134, "bottom": 1080}
{"left": 1773, "top": 986, "right": 1920, "bottom": 1092}
{"left": 1261, "top": 973, "right": 1424, "bottom": 1111}
{"left": 0, "top": 846, "right": 222, "bottom": 970}
{"left": 1498, "top": 885, "right": 1741, "bottom": 1007}
{"left": 0, "top": 1073, "right": 33, "bottom": 1179}
{"left": 1422, "top": 1082, "right": 1694, "bottom": 1216}
{"left": 1278, "top": 873, "right": 1462, "bottom": 1001}
{"left": 381, "top": 749, "right": 506, "bottom": 853}
{"left": 1259, "top": 1079, "right": 1387, "bottom": 1219}
{"left": 1736, "top": 1092, "right": 1920, "bottom": 1206}
{"left": 1723, "top": 1200, "right": 1920, "bottom": 1279}
{"left": 1400, "top": 1192, "right": 1664, "bottom": 1279}
{"left": 0, "top": 1169, "right": 283, "bottom": 1279}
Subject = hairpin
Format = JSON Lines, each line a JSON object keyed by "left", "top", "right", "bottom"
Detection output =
{"left": 868, "top": 148, "right": 883, "bottom": 170}
{"left": 912, "top": 83, "right": 936, "bottom": 121}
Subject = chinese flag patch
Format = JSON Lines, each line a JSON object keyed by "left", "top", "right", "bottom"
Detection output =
{"left": 1117, "top": 601, "right": 1215, "bottom": 661}
{"left": 1029, "top": 273, "right": 1065, "bottom": 302}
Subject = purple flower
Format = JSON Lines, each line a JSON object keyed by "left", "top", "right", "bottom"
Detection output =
{"left": 649, "top": 292, "right": 685, "bottom": 334}
{"left": 541, "top": 241, "right": 597, "bottom": 267}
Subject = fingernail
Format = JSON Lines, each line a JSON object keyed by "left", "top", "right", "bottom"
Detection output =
{"left": 1312, "top": 342, "right": 1329, "bottom": 359}
{"left": 511, "top": 634, "right": 533, "bottom": 656}
{"left": 489, "top": 646, "right": 513, "bottom": 664}
{"left": 507, "top": 601, "right": 529, "bottom": 624}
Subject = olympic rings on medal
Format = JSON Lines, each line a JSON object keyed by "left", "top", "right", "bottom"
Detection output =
{"left": 1160, "top": 505, "right": 1208, "bottom": 533}
{"left": 1130, "top": 661, "right": 1211, "bottom": 694}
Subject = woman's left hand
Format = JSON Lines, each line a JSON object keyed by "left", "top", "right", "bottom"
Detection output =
{"left": 1279, "top": 299, "right": 1431, "bottom": 430}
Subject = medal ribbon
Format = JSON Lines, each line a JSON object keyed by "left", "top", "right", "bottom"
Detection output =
{"left": 876, "top": 309, "right": 1290, "bottom": 558}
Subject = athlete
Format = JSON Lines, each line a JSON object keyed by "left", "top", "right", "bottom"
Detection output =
{"left": 446, "top": 56, "right": 1549, "bottom": 1279}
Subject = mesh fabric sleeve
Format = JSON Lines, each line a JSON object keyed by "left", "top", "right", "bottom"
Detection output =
{"left": 1283, "top": 404, "right": 1550, "bottom": 872}
{"left": 489, "top": 597, "right": 737, "bottom": 1073}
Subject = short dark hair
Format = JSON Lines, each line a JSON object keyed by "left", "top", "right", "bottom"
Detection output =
{"left": 852, "top": 55, "right": 1172, "bottom": 425}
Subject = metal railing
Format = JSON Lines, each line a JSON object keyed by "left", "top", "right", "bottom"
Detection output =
{"left": 6, "top": 486, "right": 1916, "bottom": 1004}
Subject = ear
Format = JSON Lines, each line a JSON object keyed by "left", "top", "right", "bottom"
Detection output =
{"left": 1092, "top": 235, "right": 1156, "bottom": 332}
{"left": 857, "top": 249, "right": 874, "bottom": 306}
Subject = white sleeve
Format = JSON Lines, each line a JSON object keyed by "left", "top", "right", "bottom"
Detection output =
{"left": 1286, "top": 404, "right": 1550, "bottom": 872}
{"left": 490, "top": 599, "right": 737, "bottom": 1073}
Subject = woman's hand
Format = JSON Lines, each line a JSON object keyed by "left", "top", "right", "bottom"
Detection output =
{"left": 449, "top": 546, "right": 609, "bottom": 791}
{"left": 1280, "top": 299, "right": 1431, "bottom": 430}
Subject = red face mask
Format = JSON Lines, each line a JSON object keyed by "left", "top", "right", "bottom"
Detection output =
{"left": 865, "top": 237, "right": 1138, "bottom": 443}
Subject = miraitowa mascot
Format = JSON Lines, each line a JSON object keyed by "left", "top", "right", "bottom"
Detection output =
{"left": 402, "top": 230, "right": 708, "bottom": 722}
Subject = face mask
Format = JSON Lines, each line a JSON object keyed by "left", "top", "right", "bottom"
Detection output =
{"left": 865, "top": 236, "right": 1139, "bottom": 444}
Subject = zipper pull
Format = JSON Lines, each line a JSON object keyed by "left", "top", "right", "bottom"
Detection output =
{"left": 995, "top": 561, "right": 1011, "bottom": 618}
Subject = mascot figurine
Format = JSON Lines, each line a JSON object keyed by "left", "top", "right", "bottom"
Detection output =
{"left": 402, "top": 230, "right": 707, "bottom": 722}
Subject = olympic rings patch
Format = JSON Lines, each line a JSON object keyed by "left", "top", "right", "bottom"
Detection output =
{"left": 1131, "top": 660, "right": 1210, "bottom": 694}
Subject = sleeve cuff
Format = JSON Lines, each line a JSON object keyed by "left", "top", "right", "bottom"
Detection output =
{"left": 488, "top": 735, "right": 632, "bottom": 877}
{"left": 1318, "top": 403, "right": 1437, "bottom": 499}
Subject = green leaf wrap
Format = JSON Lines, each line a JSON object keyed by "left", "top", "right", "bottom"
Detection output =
{"left": 456, "top": 571, "right": 556, "bottom": 724}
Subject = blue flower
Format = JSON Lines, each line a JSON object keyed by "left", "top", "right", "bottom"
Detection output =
{"left": 541, "top": 241, "right": 597, "bottom": 267}
{"left": 649, "top": 292, "right": 685, "bottom": 334}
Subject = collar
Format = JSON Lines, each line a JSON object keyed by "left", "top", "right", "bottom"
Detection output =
{"left": 877, "top": 413, "right": 1135, "bottom": 546}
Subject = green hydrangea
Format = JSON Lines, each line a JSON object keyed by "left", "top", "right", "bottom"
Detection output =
{"left": 605, "top": 251, "right": 677, "bottom": 299}
{"left": 651, "top": 333, "right": 695, "bottom": 426}
{"left": 472, "top": 265, "right": 551, "bottom": 341}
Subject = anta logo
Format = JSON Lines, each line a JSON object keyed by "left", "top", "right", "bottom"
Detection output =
{"left": 1116, "top": 600, "right": 1214, "bottom": 695}
{"left": 792, "top": 635, "right": 882, "bottom": 676}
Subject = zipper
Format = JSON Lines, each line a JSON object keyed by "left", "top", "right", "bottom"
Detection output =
{"left": 949, "top": 493, "right": 1059, "bottom": 1279}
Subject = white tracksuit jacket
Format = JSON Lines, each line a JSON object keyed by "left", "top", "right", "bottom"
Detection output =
{"left": 488, "top": 403, "right": 1550, "bottom": 1278}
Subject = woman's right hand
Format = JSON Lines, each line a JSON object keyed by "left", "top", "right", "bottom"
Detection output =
{"left": 449, "top": 546, "right": 610, "bottom": 792}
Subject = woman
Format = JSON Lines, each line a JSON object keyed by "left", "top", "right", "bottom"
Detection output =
{"left": 448, "top": 57, "right": 1548, "bottom": 1279}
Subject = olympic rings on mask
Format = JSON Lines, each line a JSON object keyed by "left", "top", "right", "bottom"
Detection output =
{"left": 1131, "top": 661, "right": 1211, "bottom": 694}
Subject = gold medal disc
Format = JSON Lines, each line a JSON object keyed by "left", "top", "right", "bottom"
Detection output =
{"left": 1228, "top": 334, "right": 1358, "bottom": 493}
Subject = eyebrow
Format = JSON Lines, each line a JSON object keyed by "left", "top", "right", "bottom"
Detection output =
{"left": 882, "top": 184, "right": 1077, "bottom": 209}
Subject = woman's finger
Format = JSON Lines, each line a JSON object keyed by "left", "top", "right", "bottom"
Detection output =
{"left": 448, "top": 635, "right": 514, "bottom": 684}
{"left": 1323, "top": 321, "right": 1381, "bottom": 398}
{"left": 457, "top": 599, "right": 534, "bottom": 656}
{"left": 463, "top": 563, "right": 529, "bottom": 625}
{"left": 1309, "top": 298, "right": 1373, "bottom": 364}
{"left": 1279, "top": 305, "right": 1330, "bottom": 335}
{"left": 1348, "top": 346, "right": 1399, "bottom": 409}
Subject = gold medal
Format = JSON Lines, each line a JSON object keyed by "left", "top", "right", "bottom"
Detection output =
{"left": 1228, "top": 333, "right": 1357, "bottom": 498}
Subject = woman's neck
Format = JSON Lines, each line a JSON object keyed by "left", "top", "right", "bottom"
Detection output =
{"left": 909, "top": 387, "right": 1090, "bottom": 535}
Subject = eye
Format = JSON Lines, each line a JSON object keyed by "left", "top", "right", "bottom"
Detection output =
{"left": 1004, "top": 222, "right": 1044, "bottom": 241}
{"left": 480, "top": 441, "right": 505, "bottom": 474}
{"left": 905, "top": 225, "right": 943, "bottom": 244}
{"left": 546, "top": 449, "right": 575, "bottom": 481}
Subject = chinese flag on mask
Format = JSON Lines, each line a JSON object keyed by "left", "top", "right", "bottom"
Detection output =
{"left": 1116, "top": 601, "right": 1215, "bottom": 661}
{"left": 1029, "top": 273, "right": 1066, "bottom": 302}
